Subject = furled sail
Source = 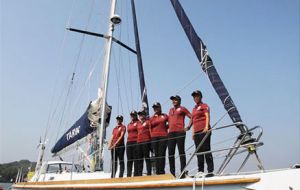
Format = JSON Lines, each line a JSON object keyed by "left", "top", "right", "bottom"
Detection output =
{"left": 170, "top": 0, "right": 252, "bottom": 135}
{"left": 51, "top": 93, "right": 112, "bottom": 155}
{"left": 131, "top": 0, "right": 149, "bottom": 115}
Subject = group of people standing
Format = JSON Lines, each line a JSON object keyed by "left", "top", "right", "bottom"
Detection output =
{"left": 107, "top": 90, "right": 214, "bottom": 178}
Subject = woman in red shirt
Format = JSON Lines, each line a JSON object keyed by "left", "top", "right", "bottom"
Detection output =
{"left": 149, "top": 102, "right": 168, "bottom": 175}
{"left": 126, "top": 111, "right": 139, "bottom": 177}
{"left": 136, "top": 110, "right": 152, "bottom": 176}
{"left": 168, "top": 95, "right": 191, "bottom": 177}
{"left": 188, "top": 90, "right": 214, "bottom": 177}
{"left": 108, "top": 115, "right": 126, "bottom": 178}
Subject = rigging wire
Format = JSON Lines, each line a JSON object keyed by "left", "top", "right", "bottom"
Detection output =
{"left": 43, "top": 0, "right": 77, "bottom": 142}
{"left": 66, "top": 38, "right": 105, "bottom": 127}
{"left": 125, "top": 0, "right": 134, "bottom": 111}
{"left": 118, "top": 34, "right": 132, "bottom": 113}
{"left": 161, "top": 72, "right": 202, "bottom": 107}
{"left": 55, "top": 0, "right": 96, "bottom": 142}
{"left": 112, "top": 49, "right": 124, "bottom": 115}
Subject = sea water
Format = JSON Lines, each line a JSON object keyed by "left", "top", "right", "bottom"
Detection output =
{"left": 0, "top": 183, "right": 12, "bottom": 190}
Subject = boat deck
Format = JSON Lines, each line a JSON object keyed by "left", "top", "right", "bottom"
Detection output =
{"left": 13, "top": 174, "right": 260, "bottom": 189}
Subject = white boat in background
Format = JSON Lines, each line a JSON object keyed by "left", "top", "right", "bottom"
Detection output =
{"left": 12, "top": 0, "right": 300, "bottom": 189}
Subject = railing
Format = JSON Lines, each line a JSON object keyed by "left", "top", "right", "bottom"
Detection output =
{"left": 45, "top": 122, "right": 264, "bottom": 180}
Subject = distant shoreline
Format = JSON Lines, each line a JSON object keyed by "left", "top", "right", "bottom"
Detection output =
{"left": 0, "top": 160, "right": 36, "bottom": 183}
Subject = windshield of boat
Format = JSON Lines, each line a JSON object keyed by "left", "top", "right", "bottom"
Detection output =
{"left": 46, "top": 163, "right": 83, "bottom": 173}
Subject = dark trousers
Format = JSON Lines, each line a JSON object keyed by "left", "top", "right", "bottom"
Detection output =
{"left": 168, "top": 132, "right": 186, "bottom": 176}
{"left": 136, "top": 141, "right": 152, "bottom": 176}
{"left": 111, "top": 144, "right": 125, "bottom": 178}
{"left": 194, "top": 132, "right": 214, "bottom": 173}
{"left": 152, "top": 136, "right": 167, "bottom": 175}
{"left": 126, "top": 141, "right": 139, "bottom": 177}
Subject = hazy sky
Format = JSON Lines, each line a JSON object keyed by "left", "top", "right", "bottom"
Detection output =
{"left": 1, "top": 0, "right": 299, "bottom": 173}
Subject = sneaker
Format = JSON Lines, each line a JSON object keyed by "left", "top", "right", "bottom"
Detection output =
{"left": 239, "top": 133, "right": 255, "bottom": 145}
{"left": 205, "top": 173, "right": 214, "bottom": 177}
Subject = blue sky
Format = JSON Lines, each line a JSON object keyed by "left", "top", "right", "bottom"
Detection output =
{"left": 1, "top": 0, "right": 299, "bottom": 172}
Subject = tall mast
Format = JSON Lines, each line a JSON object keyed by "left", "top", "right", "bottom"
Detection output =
{"left": 130, "top": 0, "right": 149, "bottom": 116}
{"left": 98, "top": 0, "right": 118, "bottom": 171}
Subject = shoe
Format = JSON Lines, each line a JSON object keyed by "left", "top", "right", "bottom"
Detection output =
{"left": 239, "top": 133, "right": 255, "bottom": 145}
{"left": 205, "top": 173, "right": 214, "bottom": 177}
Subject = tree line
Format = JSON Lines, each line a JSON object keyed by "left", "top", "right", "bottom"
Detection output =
{"left": 0, "top": 160, "right": 36, "bottom": 183}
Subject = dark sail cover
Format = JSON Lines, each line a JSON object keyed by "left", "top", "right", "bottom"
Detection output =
{"left": 51, "top": 106, "right": 95, "bottom": 154}
{"left": 51, "top": 100, "right": 112, "bottom": 154}
{"left": 131, "top": 0, "right": 149, "bottom": 116}
{"left": 170, "top": 0, "right": 242, "bottom": 123}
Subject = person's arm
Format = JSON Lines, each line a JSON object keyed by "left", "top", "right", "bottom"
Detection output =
{"left": 185, "top": 107, "right": 193, "bottom": 131}
{"left": 185, "top": 119, "right": 193, "bottom": 131}
{"left": 108, "top": 137, "right": 113, "bottom": 150}
{"left": 148, "top": 121, "right": 152, "bottom": 136}
{"left": 192, "top": 122, "right": 195, "bottom": 140}
{"left": 183, "top": 107, "right": 192, "bottom": 119}
{"left": 165, "top": 114, "right": 169, "bottom": 129}
{"left": 203, "top": 111, "right": 210, "bottom": 133}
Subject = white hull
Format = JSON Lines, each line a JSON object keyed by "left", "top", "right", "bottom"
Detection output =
{"left": 12, "top": 168, "right": 300, "bottom": 190}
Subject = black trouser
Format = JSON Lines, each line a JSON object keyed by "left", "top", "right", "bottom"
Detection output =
{"left": 111, "top": 144, "right": 125, "bottom": 178}
{"left": 136, "top": 141, "right": 152, "bottom": 176}
{"left": 168, "top": 132, "right": 186, "bottom": 176}
{"left": 126, "top": 141, "right": 139, "bottom": 177}
{"left": 194, "top": 132, "right": 214, "bottom": 173}
{"left": 151, "top": 136, "right": 168, "bottom": 175}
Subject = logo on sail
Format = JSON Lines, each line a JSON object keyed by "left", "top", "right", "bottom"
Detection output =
{"left": 66, "top": 126, "right": 81, "bottom": 141}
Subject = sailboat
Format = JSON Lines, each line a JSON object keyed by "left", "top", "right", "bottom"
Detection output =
{"left": 12, "top": 0, "right": 299, "bottom": 189}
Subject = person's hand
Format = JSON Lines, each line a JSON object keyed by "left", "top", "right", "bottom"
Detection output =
{"left": 184, "top": 127, "right": 190, "bottom": 132}
{"left": 203, "top": 127, "right": 209, "bottom": 133}
{"left": 108, "top": 144, "right": 115, "bottom": 150}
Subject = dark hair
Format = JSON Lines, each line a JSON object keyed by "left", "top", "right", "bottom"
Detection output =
{"left": 116, "top": 115, "right": 123, "bottom": 121}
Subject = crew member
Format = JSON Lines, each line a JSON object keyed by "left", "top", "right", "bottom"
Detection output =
{"left": 149, "top": 102, "right": 168, "bottom": 175}
{"left": 168, "top": 95, "right": 191, "bottom": 177}
{"left": 136, "top": 110, "right": 152, "bottom": 176}
{"left": 126, "top": 111, "right": 139, "bottom": 177}
{"left": 187, "top": 90, "right": 214, "bottom": 177}
{"left": 108, "top": 115, "right": 126, "bottom": 178}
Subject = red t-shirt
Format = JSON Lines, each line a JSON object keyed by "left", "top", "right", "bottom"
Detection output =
{"left": 168, "top": 106, "right": 191, "bottom": 133}
{"left": 127, "top": 120, "right": 139, "bottom": 142}
{"left": 149, "top": 113, "right": 169, "bottom": 138}
{"left": 191, "top": 103, "right": 210, "bottom": 133}
{"left": 137, "top": 120, "right": 151, "bottom": 143}
{"left": 112, "top": 124, "right": 126, "bottom": 145}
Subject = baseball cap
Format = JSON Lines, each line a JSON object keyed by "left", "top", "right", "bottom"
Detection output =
{"left": 191, "top": 90, "right": 202, "bottom": 98}
{"left": 170, "top": 95, "right": 181, "bottom": 101}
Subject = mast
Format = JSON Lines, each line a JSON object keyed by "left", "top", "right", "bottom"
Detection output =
{"left": 97, "top": 0, "right": 118, "bottom": 171}
{"left": 130, "top": 0, "right": 149, "bottom": 116}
